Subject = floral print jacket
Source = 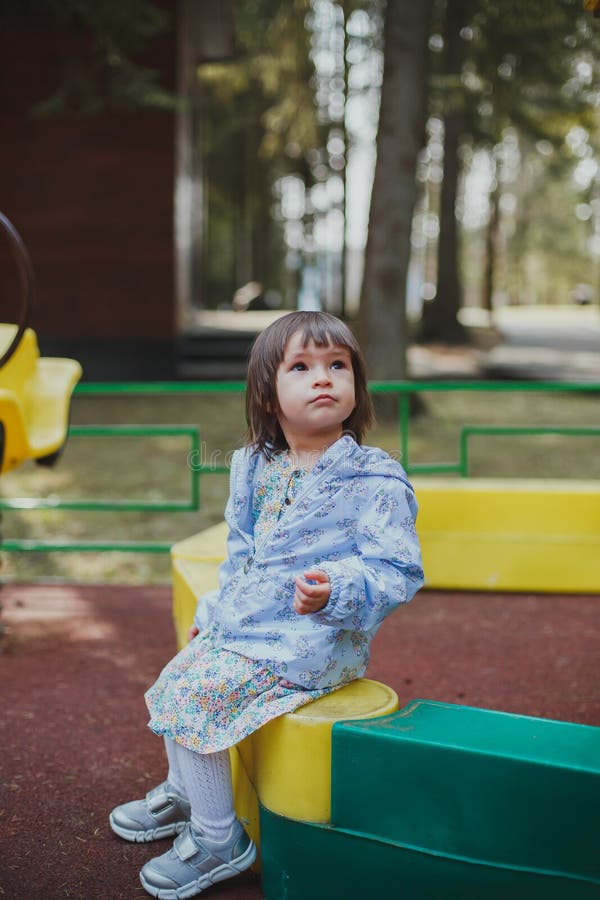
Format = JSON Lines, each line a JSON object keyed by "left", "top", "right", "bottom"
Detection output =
{"left": 194, "top": 434, "right": 424, "bottom": 691}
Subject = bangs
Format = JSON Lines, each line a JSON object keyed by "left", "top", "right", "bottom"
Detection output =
{"left": 270, "top": 312, "right": 360, "bottom": 367}
{"left": 295, "top": 317, "right": 357, "bottom": 354}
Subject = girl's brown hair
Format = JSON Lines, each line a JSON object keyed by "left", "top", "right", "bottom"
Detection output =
{"left": 246, "top": 311, "right": 374, "bottom": 458}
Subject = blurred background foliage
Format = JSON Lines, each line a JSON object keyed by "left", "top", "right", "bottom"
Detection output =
{"left": 6, "top": 0, "right": 599, "bottom": 377}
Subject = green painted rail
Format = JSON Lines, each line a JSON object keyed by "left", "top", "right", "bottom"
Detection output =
{"left": 459, "top": 425, "right": 600, "bottom": 477}
{"left": 0, "top": 425, "right": 202, "bottom": 512}
{"left": 1, "top": 379, "right": 598, "bottom": 554}
{"left": 0, "top": 539, "right": 172, "bottom": 553}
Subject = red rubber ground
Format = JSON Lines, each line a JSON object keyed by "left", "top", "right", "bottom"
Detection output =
{"left": 1, "top": 583, "right": 598, "bottom": 899}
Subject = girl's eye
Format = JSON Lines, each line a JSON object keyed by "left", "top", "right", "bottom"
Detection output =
{"left": 291, "top": 362, "right": 307, "bottom": 371}
{"left": 331, "top": 359, "right": 346, "bottom": 369}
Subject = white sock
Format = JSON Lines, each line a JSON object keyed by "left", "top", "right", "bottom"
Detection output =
{"left": 164, "top": 737, "right": 187, "bottom": 798}
{"left": 175, "top": 743, "right": 236, "bottom": 843}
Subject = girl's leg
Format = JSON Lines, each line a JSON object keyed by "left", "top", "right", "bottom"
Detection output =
{"left": 164, "top": 736, "right": 187, "bottom": 797}
{"left": 174, "top": 743, "right": 236, "bottom": 842}
{"left": 139, "top": 744, "right": 256, "bottom": 896}
{"left": 109, "top": 739, "right": 191, "bottom": 842}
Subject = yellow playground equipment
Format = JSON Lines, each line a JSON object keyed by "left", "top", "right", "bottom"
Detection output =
{"left": 0, "top": 212, "right": 81, "bottom": 474}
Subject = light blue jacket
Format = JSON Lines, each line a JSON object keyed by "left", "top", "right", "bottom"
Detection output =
{"left": 194, "top": 434, "right": 423, "bottom": 690}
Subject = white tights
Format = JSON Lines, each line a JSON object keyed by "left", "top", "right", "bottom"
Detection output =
{"left": 164, "top": 737, "right": 236, "bottom": 843}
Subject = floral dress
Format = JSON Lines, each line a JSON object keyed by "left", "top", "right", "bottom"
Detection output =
{"left": 145, "top": 452, "right": 334, "bottom": 754}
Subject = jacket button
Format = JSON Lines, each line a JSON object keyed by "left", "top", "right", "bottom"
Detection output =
{"left": 243, "top": 555, "right": 254, "bottom": 574}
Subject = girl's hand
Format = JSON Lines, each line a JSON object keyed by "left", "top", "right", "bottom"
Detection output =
{"left": 187, "top": 624, "right": 200, "bottom": 642}
{"left": 293, "top": 570, "right": 331, "bottom": 615}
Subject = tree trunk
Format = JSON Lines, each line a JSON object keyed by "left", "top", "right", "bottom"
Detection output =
{"left": 419, "top": 0, "right": 471, "bottom": 344}
{"left": 340, "top": 0, "right": 350, "bottom": 319}
{"left": 483, "top": 181, "right": 500, "bottom": 312}
{"left": 358, "top": 0, "right": 433, "bottom": 379}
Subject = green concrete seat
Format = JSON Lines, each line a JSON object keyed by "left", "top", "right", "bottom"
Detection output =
{"left": 260, "top": 700, "right": 600, "bottom": 899}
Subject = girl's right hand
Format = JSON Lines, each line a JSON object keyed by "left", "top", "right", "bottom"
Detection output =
{"left": 293, "top": 570, "right": 331, "bottom": 614}
{"left": 187, "top": 624, "right": 200, "bottom": 642}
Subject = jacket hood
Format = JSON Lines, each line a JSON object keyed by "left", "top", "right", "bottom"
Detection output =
{"left": 326, "top": 434, "right": 411, "bottom": 485}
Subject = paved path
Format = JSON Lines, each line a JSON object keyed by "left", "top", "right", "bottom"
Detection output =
{"left": 1, "top": 583, "right": 598, "bottom": 899}
{"left": 411, "top": 305, "right": 600, "bottom": 382}
{"left": 482, "top": 306, "right": 600, "bottom": 381}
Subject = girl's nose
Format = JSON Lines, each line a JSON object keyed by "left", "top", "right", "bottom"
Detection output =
{"left": 313, "top": 366, "right": 332, "bottom": 386}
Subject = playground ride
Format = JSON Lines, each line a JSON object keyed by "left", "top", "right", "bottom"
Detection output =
{"left": 171, "top": 521, "right": 600, "bottom": 899}
{"left": 0, "top": 213, "right": 81, "bottom": 474}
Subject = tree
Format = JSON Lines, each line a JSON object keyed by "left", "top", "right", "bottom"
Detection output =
{"left": 419, "top": 0, "right": 473, "bottom": 343}
{"left": 420, "top": 0, "right": 600, "bottom": 342}
{"left": 186, "top": 0, "right": 323, "bottom": 309}
{"left": 468, "top": 0, "right": 599, "bottom": 313}
{"left": 358, "top": 0, "right": 433, "bottom": 379}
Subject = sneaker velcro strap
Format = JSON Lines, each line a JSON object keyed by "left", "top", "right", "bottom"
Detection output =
{"left": 147, "top": 788, "right": 174, "bottom": 816}
{"left": 175, "top": 828, "right": 199, "bottom": 862}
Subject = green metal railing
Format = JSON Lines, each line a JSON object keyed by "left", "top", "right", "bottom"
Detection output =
{"left": 458, "top": 425, "right": 600, "bottom": 477}
{"left": 1, "top": 379, "right": 598, "bottom": 554}
{"left": 381, "top": 379, "right": 600, "bottom": 474}
{"left": 0, "top": 425, "right": 201, "bottom": 512}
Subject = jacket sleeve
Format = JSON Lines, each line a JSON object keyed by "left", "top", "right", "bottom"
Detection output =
{"left": 313, "top": 478, "right": 423, "bottom": 632}
{"left": 193, "top": 448, "right": 254, "bottom": 631}
{"left": 217, "top": 493, "right": 253, "bottom": 590}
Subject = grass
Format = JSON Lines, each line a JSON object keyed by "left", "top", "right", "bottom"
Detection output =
{"left": 1, "top": 385, "right": 599, "bottom": 585}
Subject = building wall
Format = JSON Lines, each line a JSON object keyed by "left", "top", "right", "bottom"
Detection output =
{"left": 0, "top": 10, "right": 176, "bottom": 355}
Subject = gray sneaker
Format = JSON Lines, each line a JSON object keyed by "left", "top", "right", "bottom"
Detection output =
{"left": 139, "top": 820, "right": 257, "bottom": 898}
{"left": 109, "top": 781, "right": 191, "bottom": 843}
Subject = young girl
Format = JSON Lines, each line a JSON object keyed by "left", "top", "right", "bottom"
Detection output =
{"left": 110, "top": 311, "right": 423, "bottom": 898}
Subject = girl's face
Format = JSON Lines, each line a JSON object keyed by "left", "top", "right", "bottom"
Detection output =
{"left": 275, "top": 331, "right": 356, "bottom": 448}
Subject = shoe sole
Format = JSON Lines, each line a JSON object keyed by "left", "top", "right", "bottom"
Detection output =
{"left": 139, "top": 840, "right": 257, "bottom": 898}
{"left": 109, "top": 813, "right": 188, "bottom": 843}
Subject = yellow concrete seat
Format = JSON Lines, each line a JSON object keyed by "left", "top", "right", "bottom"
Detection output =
{"left": 415, "top": 477, "right": 600, "bottom": 593}
{"left": 231, "top": 678, "right": 398, "bottom": 854}
{"left": 171, "top": 522, "right": 228, "bottom": 647}
{"left": 171, "top": 525, "right": 399, "bottom": 854}
{"left": 0, "top": 324, "right": 81, "bottom": 473}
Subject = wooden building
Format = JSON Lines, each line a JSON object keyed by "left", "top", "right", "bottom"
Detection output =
{"left": 0, "top": 2, "right": 263, "bottom": 381}
{"left": 0, "top": 5, "right": 179, "bottom": 379}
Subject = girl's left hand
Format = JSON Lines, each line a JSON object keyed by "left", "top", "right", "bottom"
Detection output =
{"left": 293, "top": 570, "right": 331, "bottom": 615}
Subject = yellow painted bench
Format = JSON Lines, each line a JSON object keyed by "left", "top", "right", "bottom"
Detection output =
{"left": 415, "top": 478, "right": 600, "bottom": 593}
